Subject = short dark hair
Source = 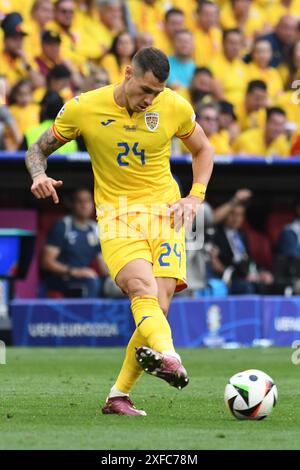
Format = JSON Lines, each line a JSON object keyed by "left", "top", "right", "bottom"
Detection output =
{"left": 223, "top": 28, "right": 241, "bottom": 42}
{"left": 266, "top": 106, "right": 286, "bottom": 120}
{"left": 47, "top": 64, "right": 71, "bottom": 83}
{"left": 40, "top": 90, "right": 64, "bottom": 121}
{"left": 165, "top": 7, "right": 184, "bottom": 22}
{"left": 193, "top": 66, "right": 213, "bottom": 78}
{"left": 247, "top": 79, "right": 267, "bottom": 94}
{"left": 132, "top": 47, "right": 170, "bottom": 83}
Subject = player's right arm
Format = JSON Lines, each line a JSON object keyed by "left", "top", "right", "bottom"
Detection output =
{"left": 25, "top": 96, "right": 81, "bottom": 204}
{"left": 25, "top": 126, "right": 64, "bottom": 204}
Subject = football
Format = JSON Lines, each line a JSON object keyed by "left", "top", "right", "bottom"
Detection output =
{"left": 224, "top": 369, "right": 278, "bottom": 420}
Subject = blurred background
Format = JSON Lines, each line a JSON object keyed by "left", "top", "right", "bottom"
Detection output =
{"left": 1, "top": 0, "right": 300, "bottom": 350}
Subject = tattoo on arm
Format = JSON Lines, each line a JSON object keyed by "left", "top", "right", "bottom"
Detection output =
{"left": 25, "top": 127, "right": 65, "bottom": 179}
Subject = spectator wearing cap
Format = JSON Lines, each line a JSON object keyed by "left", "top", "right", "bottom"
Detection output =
{"left": 168, "top": 29, "right": 196, "bottom": 89}
{"left": 196, "top": 102, "right": 232, "bottom": 154}
{"left": 23, "top": 0, "right": 54, "bottom": 62}
{"left": 247, "top": 38, "right": 283, "bottom": 102}
{"left": 233, "top": 106, "right": 290, "bottom": 156}
{"left": 101, "top": 32, "right": 136, "bottom": 84}
{"left": 0, "top": 12, "right": 44, "bottom": 90}
{"left": 127, "top": 0, "right": 164, "bottom": 49}
{"left": 34, "top": 30, "right": 82, "bottom": 90}
{"left": 23, "top": 90, "right": 77, "bottom": 153}
{"left": 155, "top": 8, "right": 185, "bottom": 56}
{"left": 194, "top": 1, "right": 222, "bottom": 66}
{"left": 235, "top": 79, "right": 268, "bottom": 132}
{"left": 209, "top": 28, "right": 248, "bottom": 107}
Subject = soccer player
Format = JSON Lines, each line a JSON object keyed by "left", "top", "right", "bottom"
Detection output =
{"left": 25, "top": 47, "right": 214, "bottom": 416}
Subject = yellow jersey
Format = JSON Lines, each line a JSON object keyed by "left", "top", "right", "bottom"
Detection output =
{"left": 194, "top": 27, "right": 222, "bottom": 67}
{"left": 246, "top": 63, "right": 283, "bottom": 102}
{"left": 235, "top": 102, "right": 266, "bottom": 132}
{"left": 53, "top": 85, "right": 196, "bottom": 216}
{"left": 209, "top": 54, "right": 248, "bottom": 107}
{"left": 233, "top": 128, "right": 289, "bottom": 157}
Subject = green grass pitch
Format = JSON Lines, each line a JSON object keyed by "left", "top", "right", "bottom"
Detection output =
{"left": 0, "top": 347, "right": 299, "bottom": 450}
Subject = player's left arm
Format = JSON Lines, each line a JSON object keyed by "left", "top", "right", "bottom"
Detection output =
{"left": 170, "top": 123, "right": 214, "bottom": 231}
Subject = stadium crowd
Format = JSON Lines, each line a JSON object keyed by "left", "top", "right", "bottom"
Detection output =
{"left": 1, "top": 0, "right": 300, "bottom": 156}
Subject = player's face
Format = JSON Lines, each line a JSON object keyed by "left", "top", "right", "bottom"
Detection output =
{"left": 124, "top": 67, "right": 165, "bottom": 113}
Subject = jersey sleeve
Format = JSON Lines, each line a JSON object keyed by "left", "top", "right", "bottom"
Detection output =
{"left": 52, "top": 96, "right": 82, "bottom": 142}
{"left": 174, "top": 95, "right": 196, "bottom": 140}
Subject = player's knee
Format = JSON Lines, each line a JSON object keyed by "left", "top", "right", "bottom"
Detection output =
{"left": 124, "top": 277, "right": 157, "bottom": 298}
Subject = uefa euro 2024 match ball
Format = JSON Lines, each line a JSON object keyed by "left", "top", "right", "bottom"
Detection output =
{"left": 224, "top": 369, "right": 278, "bottom": 420}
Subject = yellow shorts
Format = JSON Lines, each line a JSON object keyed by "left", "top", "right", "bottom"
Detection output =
{"left": 99, "top": 212, "right": 187, "bottom": 292}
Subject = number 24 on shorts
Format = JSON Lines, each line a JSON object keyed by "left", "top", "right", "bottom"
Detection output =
{"left": 158, "top": 243, "right": 182, "bottom": 268}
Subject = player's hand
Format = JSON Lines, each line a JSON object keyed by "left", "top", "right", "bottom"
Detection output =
{"left": 70, "top": 267, "right": 98, "bottom": 279}
{"left": 168, "top": 195, "right": 203, "bottom": 232}
{"left": 31, "top": 173, "right": 63, "bottom": 204}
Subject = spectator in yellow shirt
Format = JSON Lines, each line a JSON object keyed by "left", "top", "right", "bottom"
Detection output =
{"left": 236, "top": 79, "right": 267, "bottom": 131}
{"left": 155, "top": 8, "right": 185, "bottom": 56}
{"left": 220, "top": 0, "right": 266, "bottom": 50}
{"left": 24, "top": 0, "right": 54, "bottom": 62}
{"left": 127, "top": 0, "right": 164, "bottom": 48}
{"left": 101, "top": 32, "right": 136, "bottom": 84}
{"left": 196, "top": 102, "right": 232, "bottom": 154}
{"left": 233, "top": 106, "right": 289, "bottom": 156}
{"left": 194, "top": 1, "right": 222, "bottom": 66}
{"left": 0, "top": 12, "right": 44, "bottom": 92}
{"left": 8, "top": 79, "right": 40, "bottom": 136}
{"left": 97, "top": 0, "right": 125, "bottom": 54}
{"left": 266, "top": 0, "right": 300, "bottom": 28}
{"left": 209, "top": 28, "right": 248, "bottom": 107}
{"left": 34, "top": 30, "right": 83, "bottom": 92}
{"left": 47, "top": 0, "right": 89, "bottom": 68}
{"left": 171, "top": 0, "right": 198, "bottom": 32}
{"left": 247, "top": 38, "right": 283, "bottom": 101}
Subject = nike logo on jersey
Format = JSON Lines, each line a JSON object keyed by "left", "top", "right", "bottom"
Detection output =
{"left": 137, "top": 316, "right": 152, "bottom": 327}
{"left": 101, "top": 119, "right": 116, "bottom": 126}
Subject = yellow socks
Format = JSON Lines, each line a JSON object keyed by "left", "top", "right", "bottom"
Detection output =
{"left": 114, "top": 327, "right": 146, "bottom": 394}
{"left": 112, "top": 295, "right": 175, "bottom": 396}
{"left": 131, "top": 295, "right": 175, "bottom": 353}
